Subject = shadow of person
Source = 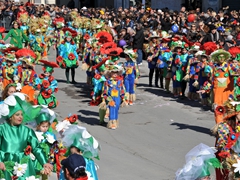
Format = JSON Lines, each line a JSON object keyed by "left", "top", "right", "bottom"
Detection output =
{"left": 170, "top": 122, "right": 214, "bottom": 136}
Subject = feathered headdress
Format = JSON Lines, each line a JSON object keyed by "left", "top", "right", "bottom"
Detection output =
{"left": 16, "top": 48, "right": 36, "bottom": 59}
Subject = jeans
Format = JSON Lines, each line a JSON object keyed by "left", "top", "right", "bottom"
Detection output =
{"left": 137, "top": 49, "right": 143, "bottom": 64}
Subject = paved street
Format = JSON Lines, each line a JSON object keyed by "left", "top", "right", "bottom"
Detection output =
{"left": 35, "top": 48, "right": 215, "bottom": 180}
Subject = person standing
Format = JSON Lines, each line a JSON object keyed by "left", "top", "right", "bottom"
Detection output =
{"left": 133, "top": 23, "right": 144, "bottom": 65}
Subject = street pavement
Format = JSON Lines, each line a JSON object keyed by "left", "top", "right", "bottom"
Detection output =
{"left": 35, "top": 48, "right": 215, "bottom": 180}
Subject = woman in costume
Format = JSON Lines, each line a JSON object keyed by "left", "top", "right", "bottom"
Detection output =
{"left": 3, "top": 21, "right": 29, "bottom": 49}
{"left": 123, "top": 48, "right": 140, "bottom": 105}
{"left": 0, "top": 93, "right": 53, "bottom": 179}
{"left": 59, "top": 124, "right": 100, "bottom": 180}
{"left": 35, "top": 60, "right": 59, "bottom": 109}
{"left": 57, "top": 28, "right": 78, "bottom": 84}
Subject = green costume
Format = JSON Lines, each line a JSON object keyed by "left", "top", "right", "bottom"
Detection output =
{"left": 0, "top": 123, "right": 47, "bottom": 179}
{"left": 0, "top": 93, "right": 47, "bottom": 179}
{"left": 4, "top": 29, "right": 29, "bottom": 49}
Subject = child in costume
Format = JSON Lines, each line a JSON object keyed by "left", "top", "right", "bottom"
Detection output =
{"left": 35, "top": 60, "right": 59, "bottom": 109}
{"left": 57, "top": 28, "right": 79, "bottom": 84}
{"left": 1, "top": 53, "right": 18, "bottom": 89}
{"left": 60, "top": 124, "right": 100, "bottom": 180}
{"left": 90, "top": 64, "right": 107, "bottom": 106}
{"left": 29, "top": 29, "right": 46, "bottom": 62}
{"left": 53, "top": 15, "right": 65, "bottom": 57}
{"left": 186, "top": 50, "right": 201, "bottom": 101}
{"left": 145, "top": 31, "right": 161, "bottom": 87}
{"left": 33, "top": 106, "right": 57, "bottom": 180}
{"left": 19, "top": 13, "right": 29, "bottom": 47}
{"left": 123, "top": 48, "right": 140, "bottom": 105}
{"left": 100, "top": 62, "right": 125, "bottom": 130}
{"left": 176, "top": 143, "right": 221, "bottom": 180}
{"left": 158, "top": 48, "right": 173, "bottom": 93}
{"left": 15, "top": 48, "right": 38, "bottom": 103}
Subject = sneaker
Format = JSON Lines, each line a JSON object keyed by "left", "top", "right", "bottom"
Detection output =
{"left": 138, "top": 63, "right": 142, "bottom": 66}
{"left": 129, "top": 101, "right": 133, "bottom": 106}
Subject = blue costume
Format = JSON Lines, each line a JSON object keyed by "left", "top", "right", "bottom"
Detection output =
{"left": 58, "top": 41, "right": 79, "bottom": 69}
{"left": 123, "top": 61, "right": 139, "bottom": 104}
{"left": 103, "top": 77, "right": 124, "bottom": 121}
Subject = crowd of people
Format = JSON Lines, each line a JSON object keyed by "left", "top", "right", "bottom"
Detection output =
{"left": 1, "top": 0, "right": 240, "bottom": 179}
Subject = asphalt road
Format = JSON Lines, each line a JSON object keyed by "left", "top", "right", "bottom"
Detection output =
{"left": 33, "top": 48, "right": 215, "bottom": 180}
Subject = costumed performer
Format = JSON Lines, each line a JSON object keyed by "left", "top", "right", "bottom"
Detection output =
{"left": 3, "top": 21, "right": 29, "bottom": 49}
{"left": 200, "top": 49, "right": 238, "bottom": 123}
{"left": 212, "top": 97, "right": 240, "bottom": 179}
{"left": 15, "top": 48, "right": 38, "bottom": 103}
{"left": 0, "top": 93, "right": 53, "bottom": 179}
{"left": 0, "top": 53, "right": 18, "bottom": 89}
{"left": 35, "top": 60, "right": 59, "bottom": 109}
{"left": 123, "top": 48, "right": 140, "bottom": 105}
{"left": 33, "top": 106, "right": 57, "bottom": 180}
{"left": 176, "top": 143, "right": 221, "bottom": 180}
{"left": 100, "top": 61, "right": 125, "bottom": 130}
{"left": 59, "top": 124, "right": 100, "bottom": 180}
{"left": 57, "top": 28, "right": 79, "bottom": 84}
{"left": 145, "top": 31, "right": 161, "bottom": 87}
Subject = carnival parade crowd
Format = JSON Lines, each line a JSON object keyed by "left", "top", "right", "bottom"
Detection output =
{"left": 1, "top": 0, "right": 240, "bottom": 179}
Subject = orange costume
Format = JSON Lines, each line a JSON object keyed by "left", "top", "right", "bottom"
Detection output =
{"left": 213, "top": 63, "right": 235, "bottom": 123}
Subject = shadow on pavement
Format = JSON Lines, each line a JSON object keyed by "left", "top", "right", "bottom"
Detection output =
{"left": 78, "top": 109, "right": 99, "bottom": 117}
{"left": 170, "top": 122, "right": 214, "bottom": 136}
{"left": 78, "top": 114, "right": 100, "bottom": 126}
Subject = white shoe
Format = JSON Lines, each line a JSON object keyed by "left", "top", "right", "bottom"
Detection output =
{"left": 138, "top": 63, "right": 142, "bottom": 66}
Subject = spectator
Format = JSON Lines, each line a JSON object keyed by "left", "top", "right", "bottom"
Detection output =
{"left": 133, "top": 23, "right": 144, "bottom": 65}
{"left": 201, "top": 24, "right": 224, "bottom": 44}
{"left": 61, "top": 154, "right": 87, "bottom": 180}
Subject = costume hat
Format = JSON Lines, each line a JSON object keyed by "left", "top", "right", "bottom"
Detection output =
{"left": 149, "top": 31, "right": 160, "bottom": 40}
{"left": 39, "top": 60, "right": 59, "bottom": 73}
{"left": 0, "top": 93, "right": 41, "bottom": 122}
{"left": 5, "top": 53, "right": 17, "bottom": 62}
{"left": 62, "top": 124, "right": 100, "bottom": 159}
{"left": 32, "top": 105, "right": 56, "bottom": 125}
{"left": 210, "top": 49, "right": 231, "bottom": 62}
{"left": 62, "top": 27, "right": 78, "bottom": 38}
{"left": 124, "top": 48, "right": 138, "bottom": 62}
